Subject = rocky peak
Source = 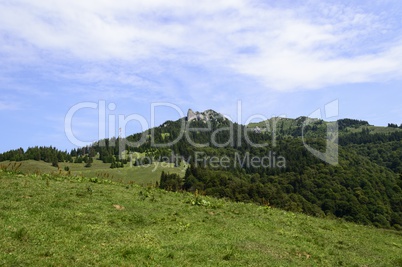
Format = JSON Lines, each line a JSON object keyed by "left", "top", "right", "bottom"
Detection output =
{"left": 186, "top": 109, "right": 226, "bottom": 122}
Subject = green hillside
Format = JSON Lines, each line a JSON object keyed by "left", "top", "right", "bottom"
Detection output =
{"left": 2, "top": 115, "right": 402, "bottom": 230}
{"left": 0, "top": 159, "right": 184, "bottom": 186}
{"left": 1, "top": 170, "right": 401, "bottom": 266}
{"left": 247, "top": 117, "right": 402, "bottom": 137}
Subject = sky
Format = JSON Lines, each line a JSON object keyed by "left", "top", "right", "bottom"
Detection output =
{"left": 1, "top": 0, "right": 402, "bottom": 152}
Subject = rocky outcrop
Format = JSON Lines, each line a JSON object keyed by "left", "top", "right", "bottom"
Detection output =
{"left": 254, "top": 126, "right": 261, "bottom": 133}
{"left": 187, "top": 109, "right": 198, "bottom": 122}
{"left": 186, "top": 109, "right": 226, "bottom": 122}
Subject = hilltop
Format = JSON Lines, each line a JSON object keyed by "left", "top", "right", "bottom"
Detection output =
{"left": 186, "top": 109, "right": 226, "bottom": 122}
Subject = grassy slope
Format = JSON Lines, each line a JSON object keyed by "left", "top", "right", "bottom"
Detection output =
{"left": 248, "top": 118, "right": 402, "bottom": 135}
{"left": 0, "top": 171, "right": 401, "bottom": 267}
{"left": 0, "top": 160, "right": 185, "bottom": 186}
{"left": 345, "top": 125, "right": 402, "bottom": 134}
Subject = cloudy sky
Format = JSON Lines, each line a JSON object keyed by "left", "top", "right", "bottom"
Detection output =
{"left": 1, "top": 0, "right": 402, "bottom": 152}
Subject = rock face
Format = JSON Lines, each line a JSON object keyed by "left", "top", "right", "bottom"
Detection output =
{"left": 254, "top": 126, "right": 261, "bottom": 133}
{"left": 186, "top": 109, "right": 226, "bottom": 122}
{"left": 187, "top": 109, "right": 198, "bottom": 122}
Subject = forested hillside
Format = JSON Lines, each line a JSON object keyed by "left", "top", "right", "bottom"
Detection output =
{"left": 1, "top": 114, "right": 402, "bottom": 230}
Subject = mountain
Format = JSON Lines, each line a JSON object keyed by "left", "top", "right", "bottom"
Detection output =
{"left": 97, "top": 112, "right": 402, "bottom": 230}
{"left": 1, "top": 110, "right": 402, "bottom": 230}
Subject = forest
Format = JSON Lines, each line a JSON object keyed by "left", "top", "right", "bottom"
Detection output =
{"left": 1, "top": 116, "right": 402, "bottom": 230}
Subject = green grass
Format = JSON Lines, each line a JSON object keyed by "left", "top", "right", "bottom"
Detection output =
{"left": 0, "top": 159, "right": 185, "bottom": 186}
{"left": 248, "top": 117, "right": 297, "bottom": 132}
{"left": 0, "top": 170, "right": 401, "bottom": 266}
{"left": 345, "top": 125, "right": 402, "bottom": 134}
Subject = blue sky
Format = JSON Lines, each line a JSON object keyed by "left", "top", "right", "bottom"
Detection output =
{"left": 1, "top": 0, "right": 402, "bottom": 152}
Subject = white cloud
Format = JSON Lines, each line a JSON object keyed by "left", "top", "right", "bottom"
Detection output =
{"left": 0, "top": 0, "right": 402, "bottom": 94}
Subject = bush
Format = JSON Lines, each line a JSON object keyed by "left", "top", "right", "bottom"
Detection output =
{"left": 52, "top": 160, "right": 59, "bottom": 168}
{"left": 160, "top": 171, "right": 183, "bottom": 192}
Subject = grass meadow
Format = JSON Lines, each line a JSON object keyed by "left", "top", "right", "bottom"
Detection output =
{"left": 0, "top": 169, "right": 401, "bottom": 266}
{"left": 0, "top": 159, "right": 185, "bottom": 186}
